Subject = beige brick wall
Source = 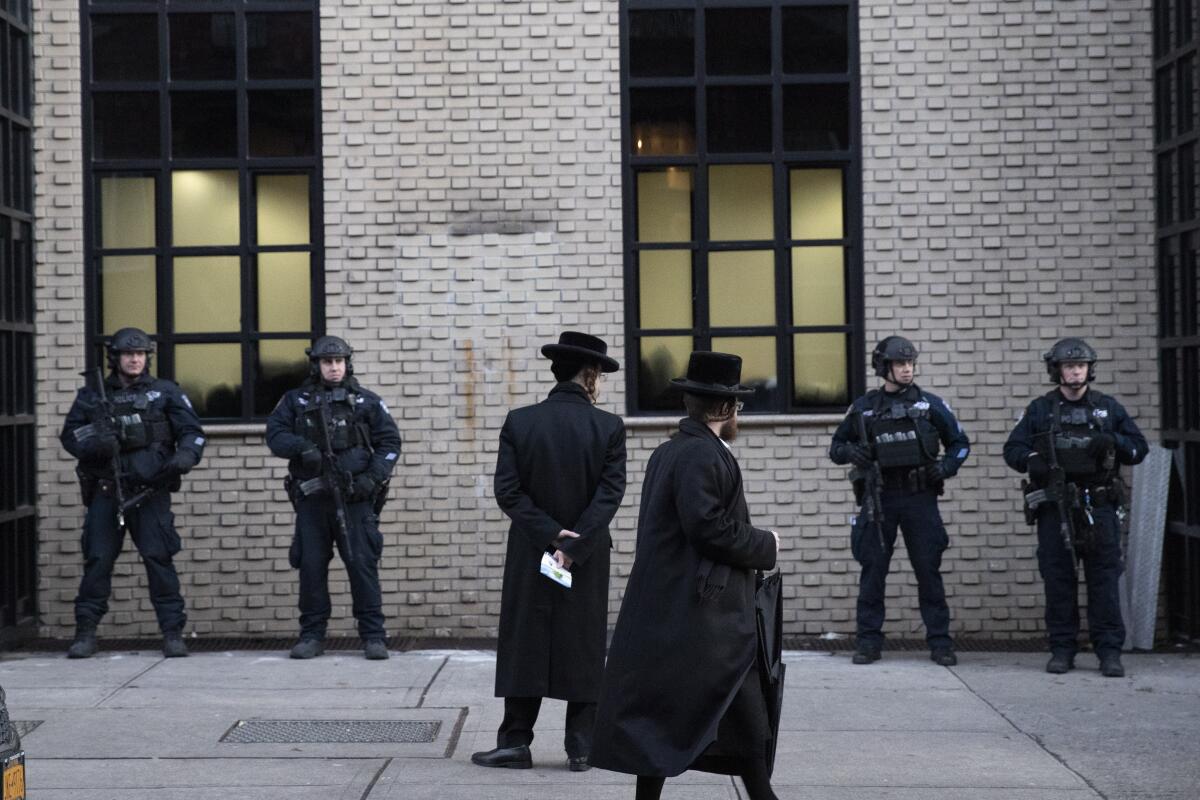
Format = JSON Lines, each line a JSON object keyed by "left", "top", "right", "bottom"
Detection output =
{"left": 33, "top": 1, "right": 1157, "bottom": 642}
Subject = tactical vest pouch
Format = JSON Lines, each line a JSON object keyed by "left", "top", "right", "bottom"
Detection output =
{"left": 1053, "top": 434, "right": 1099, "bottom": 479}
{"left": 117, "top": 413, "right": 149, "bottom": 450}
{"left": 873, "top": 429, "right": 925, "bottom": 468}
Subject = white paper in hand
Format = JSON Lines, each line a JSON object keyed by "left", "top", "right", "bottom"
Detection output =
{"left": 540, "top": 552, "right": 573, "bottom": 589}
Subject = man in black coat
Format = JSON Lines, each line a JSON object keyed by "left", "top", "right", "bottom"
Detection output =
{"left": 591, "top": 352, "right": 781, "bottom": 800}
{"left": 471, "top": 332, "right": 626, "bottom": 772}
{"left": 60, "top": 327, "right": 206, "bottom": 659}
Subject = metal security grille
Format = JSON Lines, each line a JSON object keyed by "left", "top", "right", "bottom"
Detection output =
{"left": 0, "top": 0, "right": 37, "bottom": 647}
{"left": 1154, "top": 0, "right": 1200, "bottom": 642}
{"left": 221, "top": 719, "right": 441, "bottom": 745}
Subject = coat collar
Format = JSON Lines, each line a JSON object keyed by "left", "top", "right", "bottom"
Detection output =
{"left": 678, "top": 417, "right": 720, "bottom": 440}
{"left": 548, "top": 381, "right": 592, "bottom": 404}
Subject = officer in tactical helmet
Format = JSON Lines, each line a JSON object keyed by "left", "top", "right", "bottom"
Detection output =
{"left": 266, "top": 335, "right": 402, "bottom": 660}
{"left": 1004, "top": 338, "right": 1146, "bottom": 677}
{"left": 828, "top": 336, "right": 970, "bottom": 667}
{"left": 60, "top": 327, "right": 206, "bottom": 658}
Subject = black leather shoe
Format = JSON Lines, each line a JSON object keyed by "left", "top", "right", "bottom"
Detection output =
{"left": 930, "top": 648, "right": 957, "bottom": 666}
{"left": 364, "top": 640, "right": 389, "bottom": 660}
{"left": 162, "top": 631, "right": 189, "bottom": 658}
{"left": 471, "top": 745, "right": 532, "bottom": 769}
{"left": 852, "top": 643, "right": 881, "bottom": 665}
{"left": 67, "top": 625, "right": 98, "bottom": 659}
{"left": 1098, "top": 653, "right": 1125, "bottom": 678}
{"left": 568, "top": 756, "right": 590, "bottom": 772}
{"left": 1046, "top": 652, "right": 1075, "bottom": 674}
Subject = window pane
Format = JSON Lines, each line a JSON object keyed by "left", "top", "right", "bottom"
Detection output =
{"left": 637, "top": 168, "right": 693, "bottom": 243}
{"left": 710, "top": 335, "right": 776, "bottom": 411}
{"left": 247, "top": 13, "right": 313, "bottom": 79}
{"left": 255, "top": 339, "right": 308, "bottom": 415}
{"left": 169, "top": 13, "right": 236, "bottom": 81}
{"left": 790, "top": 168, "right": 844, "bottom": 240}
{"left": 257, "top": 252, "right": 311, "bottom": 332}
{"left": 171, "top": 91, "right": 237, "bottom": 158}
{"left": 782, "top": 7, "right": 849, "bottom": 74}
{"left": 705, "top": 8, "right": 770, "bottom": 75}
{"left": 709, "top": 164, "right": 773, "bottom": 241}
{"left": 173, "top": 255, "right": 241, "bottom": 333}
{"left": 93, "top": 92, "right": 160, "bottom": 159}
{"left": 707, "top": 86, "right": 771, "bottom": 153}
{"left": 709, "top": 250, "right": 775, "bottom": 327}
{"left": 638, "top": 250, "right": 692, "bottom": 329}
{"left": 91, "top": 14, "right": 158, "bottom": 82}
{"left": 629, "top": 9, "right": 694, "bottom": 78}
{"left": 630, "top": 88, "right": 696, "bottom": 156}
{"left": 783, "top": 84, "right": 850, "bottom": 151}
{"left": 175, "top": 342, "right": 241, "bottom": 417}
{"left": 100, "top": 255, "right": 156, "bottom": 334}
{"left": 256, "top": 174, "right": 310, "bottom": 245}
{"left": 638, "top": 335, "right": 691, "bottom": 412}
{"left": 791, "top": 246, "right": 844, "bottom": 325}
{"left": 100, "top": 176, "right": 155, "bottom": 249}
{"left": 172, "top": 170, "right": 240, "bottom": 247}
{"left": 793, "top": 333, "right": 847, "bottom": 406}
{"left": 249, "top": 90, "right": 315, "bottom": 157}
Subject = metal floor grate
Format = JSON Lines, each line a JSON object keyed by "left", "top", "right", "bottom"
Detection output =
{"left": 221, "top": 719, "right": 441, "bottom": 744}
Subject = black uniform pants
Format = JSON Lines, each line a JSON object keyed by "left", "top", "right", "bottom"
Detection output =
{"left": 293, "top": 494, "right": 385, "bottom": 641}
{"left": 1036, "top": 504, "right": 1124, "bottom": 656}
{"left": 498, "top": 696, "right": 595, "bottom": 758}
{"left": 851, "top": 488, "right": 952, "bottom": 649}
{"left": 75, "top": 490, "right": 186, "bottom": 633}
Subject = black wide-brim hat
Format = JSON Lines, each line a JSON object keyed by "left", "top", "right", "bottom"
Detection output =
{"left": 671, "top": 351, "right": 756, "bottom": 397}
{"left": 541, "top": 331, "right": 620, "bottom": 373}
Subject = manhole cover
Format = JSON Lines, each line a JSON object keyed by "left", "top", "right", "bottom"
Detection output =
{"left": 221, "top": 719, "right": 441, "bottom": 744}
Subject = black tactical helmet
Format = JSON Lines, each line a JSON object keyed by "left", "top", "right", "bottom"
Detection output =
{"left": 1044, "top": 337, "right": 1097, "bottom": 384}
{"left": 871, "top": 335, "right": 919, "bottom": 379}
{"left": 306, "top": 335, "right": 354, "bottom": 379}
{"left": 106, "top": 327, "right": 155, "bottom": 372}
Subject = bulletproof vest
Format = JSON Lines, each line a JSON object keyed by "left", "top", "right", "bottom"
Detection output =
{"left": 867, "top": 394, "right": 941, "bottom": 469}
{"left": 299, "top": 388, "right": 361, "bottom": 451}
{"left": 108, "top": 386, "right": 172, "bottom": 452}
{"left": 1050, "top": 401, "right": 1105, "bottom": 480}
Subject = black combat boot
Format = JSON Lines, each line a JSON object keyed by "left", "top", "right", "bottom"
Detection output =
{"left": 1098, "top": 652, "right": 1125, "bottom": 678}
{"left": 364, "top": 640, "right": 389, "bottom": 660}
{"left": 1045, "top": 652, "right": 1075, "bottom": 674}
{"left": 852, "top": 642, "right": 881, "bottom": 665}
{"left": 67, "top": 621, "right": 98, "bottom": 659}
{"left": 290, "top": 638, "right": 325, "bottom": 659}
{"left": 930, "top": 647, "right": 958, "bottom": 666}
{"left": 162, "top": 630, "right": 189, "bottom": 658}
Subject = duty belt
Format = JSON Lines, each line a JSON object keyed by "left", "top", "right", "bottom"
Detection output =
{"left": 879, "top": 467, "right": 936, "bottom": 492}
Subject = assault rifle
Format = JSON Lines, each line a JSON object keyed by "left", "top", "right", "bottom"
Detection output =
{"left": 1022, "top": 423, "right": 1079, "bottom": 564}
{"left": 852, "top": 411, "right": 887, "bottom": 552}
{"left": 83, "top": 366, "right": 130, "bottom": 532}
{"left": 305, "top": 392, "right": 354, "bottom": 562}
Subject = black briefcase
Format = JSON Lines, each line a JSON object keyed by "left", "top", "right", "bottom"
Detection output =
{"left": 755, "top": 570, "right": 785, "bottom": 775}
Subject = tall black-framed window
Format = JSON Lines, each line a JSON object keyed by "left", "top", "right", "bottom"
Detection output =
{"left": 81, "top": 0, "right": 322, "bottom": 421}
{"left": 621, "top": 0, "right": 863, "bottom": 414}
{"left": 1, "top": 0, "right": 37, "bottom": 642}
{"left": 1154, "top": 0, "right": 1200, "bottom": 642}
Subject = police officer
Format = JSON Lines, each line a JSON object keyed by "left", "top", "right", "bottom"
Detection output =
{"left": 266, "top": 336, "right": 402, "bottom": 660}
{"left": 829, "top": 336, "right": 970, "bottom": 666}
{"left": 1003, "top": 338, "right": 1146, "bottom": 677}
{"left": 60, "top": 327, "right": 206, "bottom": 658}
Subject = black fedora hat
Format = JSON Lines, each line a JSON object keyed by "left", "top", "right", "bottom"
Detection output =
{"left": 541, "top": 331, "right": 620, "bottom": 373}
{"left": 671, "top": 351, "right": 755, "bottom": 397}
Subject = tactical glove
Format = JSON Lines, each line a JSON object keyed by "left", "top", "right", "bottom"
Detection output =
{"left": 924, "top": 460, "right": 946, "bottom": 484}
{"left": 1026, "top": 453, "right": 1051, "bottom": 482}
{"left": 298, "top": 445, "right": 322, "bottom": 474}
{"left": 1086, "top": 433, "right": 1116, "bottom": 459}
{"left": 170, "top": 448, "right": 199, "bottom": 476}
{"left": 843, "top": 443, "right": 873, "bottom": 468}
{"left": 351, "top": 474, "right": 378, "bottom": 502}
{"left": 83, "top": 430, "right": 120, "bottom": 461}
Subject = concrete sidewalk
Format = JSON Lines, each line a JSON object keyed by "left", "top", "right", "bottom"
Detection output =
{"left": 1, "top": 648, "right": 1197, "bottom": 799}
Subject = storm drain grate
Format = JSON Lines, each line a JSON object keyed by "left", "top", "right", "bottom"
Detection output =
{"left": 221, "top": 719, "right": 440, "bottom": 744}
{"left": 13, "top": 721, "right": 42, "bottom": 737}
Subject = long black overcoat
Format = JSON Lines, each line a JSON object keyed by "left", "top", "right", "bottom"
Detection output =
{"left": 493, "top": 381, "right": 627, "bottom": 701}
{"left": 590, "top": 418, "right": 777, "bottom": 777}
